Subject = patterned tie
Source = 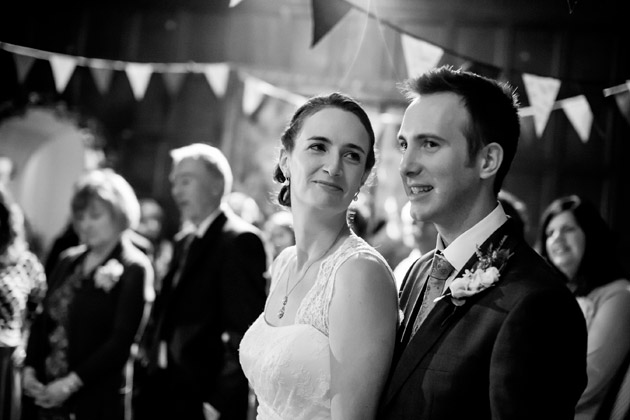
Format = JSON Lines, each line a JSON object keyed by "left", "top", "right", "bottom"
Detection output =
{"left": 410, "top": 251, "right": 454, "bottom": 337}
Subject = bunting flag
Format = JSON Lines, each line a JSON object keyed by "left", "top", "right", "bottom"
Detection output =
{"left": 13, "top": 54, "right": 35, "bottom": 84}
{"left": 400, "top": 34, "right": 444, "bottom": 78}
{"left": 241, "top": 73, "right": 307, "bottom": 115}
{"left": 559, "top": 95, "right": 593, "bottom": 143}
{"left": 162, "top": 72, "right": 187, "bottom": 98}
{"left": 203, "top": 63, "right": 230, "bottom": 98}
{"left": 604, "top": 81, "right": 630, "bottom": 126}
{"left": 522, "top": 73, "right": 561, "bottom": 138}
{"left": 50, "top": 55, "right": 77, "bottom": 93}
{"left": 242, "top": 77, "right": 267, "bottom": 116}
{"left": 311, "top": 0, "right": 352, "bottom": 48}
{"left": 125, "top": 63, "right": 153, "bottom": 101}
{"left": 89, "top": 66, "right": 114, "bottom": 95}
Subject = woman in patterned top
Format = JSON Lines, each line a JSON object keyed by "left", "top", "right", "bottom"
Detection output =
{"left": 0, "top": 186, "right": 46, "bottom": 420}
{"left": 22, "top": 169, "right": 154, "bottom": 420}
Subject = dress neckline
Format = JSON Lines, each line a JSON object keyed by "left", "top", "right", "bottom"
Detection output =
{"left": 262, "top": 234, "right": 353, "bottom": 328}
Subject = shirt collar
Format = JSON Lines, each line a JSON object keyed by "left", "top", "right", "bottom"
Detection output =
{"left": 193, "top": 205, "right": 223, "bottom": 238}
{"left": 438, "top": 203, "right": 508, "bottom": 273}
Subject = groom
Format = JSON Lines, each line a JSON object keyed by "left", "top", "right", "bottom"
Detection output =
{"left": 378, "top": 66, "right": 587, "bottom": 419}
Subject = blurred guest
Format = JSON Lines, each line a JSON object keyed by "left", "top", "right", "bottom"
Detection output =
{"left": 227, "top": 191, "right": 264, "bottom": 228}
{"left": 538, "top": 194, "right": 630, "bottom": 420}
{"left": 262, "top": 210, "right": 295, "bottom": 262}
{"left": 22, "top": 169, "right": 154, "bottom": 420}
{"left": 136, "top": 198, "right": 173, "bottom": 293}
{"left": 138, "top": 143, "right": 267, "bottom": 420}
{"left": 393, "top": 201, "right": 438, "bottom": 289}
{"left": 0, "top": 187, "right": 46, "bottom": 420}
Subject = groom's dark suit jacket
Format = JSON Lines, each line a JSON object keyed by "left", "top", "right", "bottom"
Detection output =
{"left": 142, "top": 209, "right": 267, "bottom": 420}
{"left": 378, "top": 219, "right": 587, "bottom": 420}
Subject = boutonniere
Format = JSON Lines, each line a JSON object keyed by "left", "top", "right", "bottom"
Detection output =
{"left": 436, "top": 236, "right": 513, "bottom": 306}
{"left": 94, "top": 259, "right": 124, "bottom": 292}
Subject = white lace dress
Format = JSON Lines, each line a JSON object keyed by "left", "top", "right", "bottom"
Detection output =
{"left": 239, "top": 234, "right": 391, "bottom": 420}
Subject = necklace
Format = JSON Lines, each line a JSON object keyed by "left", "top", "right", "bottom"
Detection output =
{"left": 277, "top": 226, "right": 347, "bottom": 319}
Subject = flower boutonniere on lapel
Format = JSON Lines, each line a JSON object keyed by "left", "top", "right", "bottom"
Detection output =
{"left": 437, "top": 236, "right": 513, "bottom": 307}
{"left": 94, "top": 259, "right": 124, "bottom": 292}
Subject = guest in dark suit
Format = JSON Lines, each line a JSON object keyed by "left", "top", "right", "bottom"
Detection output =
{"left": 378, "top": 66, "right": 587, "bottom": 420}
{"left": 22, "top": 169, "right": 154, "bottom": 420}
{"left": 139, "top": 143, "right": 267, "bottom": 420}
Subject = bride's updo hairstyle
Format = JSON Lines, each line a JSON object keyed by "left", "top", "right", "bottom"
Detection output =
{"left": 273, "top": 92, "right": 376, "bottom": 207}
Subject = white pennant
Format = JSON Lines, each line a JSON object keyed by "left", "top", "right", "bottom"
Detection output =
{"left": 242, "top": 77, "right": 266, "bottom": 116}
{"left": 400, "top": 34, "right": 444, "bottom": 78}
{"left": 125, "top": 63, "right": 153, "bottom": 101}
{"left": 229, "top": 0, "right": 244, "bottom": 6}
{"left": 559, "top": 95, "right": 593, "bottom": 143}
{"left": 522, "top": 73, "right": 561, "bottom": 138}
{"left": 89, "top": 66, "right": 114, "bottom": 95}
{"left": 50, "top": 55, "right": 77, "bottom": 93}
{"left": 203, "top": 63, "right": 230, "bottom": 98}
{"left": 13, "top": 54, "right": 36, "bottom": 84}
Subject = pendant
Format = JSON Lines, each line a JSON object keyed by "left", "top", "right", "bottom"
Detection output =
{"left": 278, "top": 296, "right": 288, "bottom": 319}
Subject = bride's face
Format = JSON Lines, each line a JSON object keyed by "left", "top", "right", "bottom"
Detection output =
{"left": 281, "top": 108, "right": 370, "bottom": 214}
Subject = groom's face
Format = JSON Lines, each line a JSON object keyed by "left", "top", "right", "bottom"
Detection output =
{"left": 398, "top": 92, "right": 482, "bottom": 229}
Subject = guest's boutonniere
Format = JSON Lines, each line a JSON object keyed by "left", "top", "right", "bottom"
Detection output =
{"left": 435, "top": 236, "right": 513, "bottom": 306}
{"left": 94, "top": 259, "right": 124, "bottom": 292}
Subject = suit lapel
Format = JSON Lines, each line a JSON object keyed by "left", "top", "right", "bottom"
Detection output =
{"left": 383, "top": 219, "right": 521, "bottom": 406}
{"left": 175, "top": 211, "right": 227, "bottom": 291}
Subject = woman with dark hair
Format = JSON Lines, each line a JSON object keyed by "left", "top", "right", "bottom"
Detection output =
{"left": 22, "top": 169, "right": 154, "bottom": 420}
{"left": 0, "top": 187, "right": 46, "bottom": 420}
{"left": 239, "top": 92, "right": 398, "bottom": 420}
{"left": 538, "top": 194, "right": 630, "bottom": 420}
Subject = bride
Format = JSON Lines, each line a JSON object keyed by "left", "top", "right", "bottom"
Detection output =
{"left": 239, "top": 92, "right": 398, "bottom": 420}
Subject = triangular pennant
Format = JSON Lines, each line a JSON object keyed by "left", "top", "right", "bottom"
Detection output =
{"left": 125, "top": 63, "right": 153, "bottom": 101}
{"left": 560, "top": 95, "right": 593, "bottom": 143}
{"left": 614, "top": 84, "right": 630, "bottom": 126}
{"left": 162, "top": 72, "right": 187, "bottom": 98}
{"left": 50, "top": 55, "right": 77, "bottom": 94}
{"left": 522, "top": 73, "right": 561, "bottom": 138}
{"left": 400, "top": 34, "right": 444, "bottom": 78}
{"left": 229, "top": 0, "right": 243, "bottom": 6}
{"left": 203, "top": 64, "right": 230, "bottom": 98}
{"left": 13, "top": 54, "right": 36, "bottom": 84}
{"left": 311, "top": 0, "right": 352, "bottom": 48}
{"left": 89, "top": 66, "right": 114, "bottom": 95}
{"left": 242, "top": 77, "right": 266, "bottom": 116}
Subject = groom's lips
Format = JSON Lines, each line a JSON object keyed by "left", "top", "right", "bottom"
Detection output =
{"left": 408, "top": 185, "right": 433, "bottom": 195}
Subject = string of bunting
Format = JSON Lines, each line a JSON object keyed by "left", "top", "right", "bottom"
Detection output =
{"left": 310, "top": 0, "right": 630, "bottom": 142}
{"left": 0, "top": 41, "right": 306, "bottom": 118}
{"left": 2, "top": 0, "right": 630, "bottom": 141}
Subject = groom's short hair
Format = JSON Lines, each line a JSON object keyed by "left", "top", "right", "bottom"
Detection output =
{"left": 401, "top": 65, "right": 520, "bottom": 195}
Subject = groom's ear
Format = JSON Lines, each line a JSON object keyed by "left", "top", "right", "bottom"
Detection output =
{"left": 478, "top": 142, "right": 503, "bottom": 180}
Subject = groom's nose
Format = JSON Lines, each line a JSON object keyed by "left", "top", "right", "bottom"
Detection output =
{"left": 399, "top": 148, "right": 421, "bottom": 177}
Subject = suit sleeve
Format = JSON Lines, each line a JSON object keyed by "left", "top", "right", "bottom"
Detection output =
{"left": 490, "top": 286, "right": 588, "bottom": 419}
{"left": 73, "top": 256, "right": 153, "bottom": 384}
{"left": 220, "top": 230, "right": 267, "bottom": 340}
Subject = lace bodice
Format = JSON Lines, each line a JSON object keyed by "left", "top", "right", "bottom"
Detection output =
{"left": 239, "top": 234, "right": 391, "bottom": 420}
